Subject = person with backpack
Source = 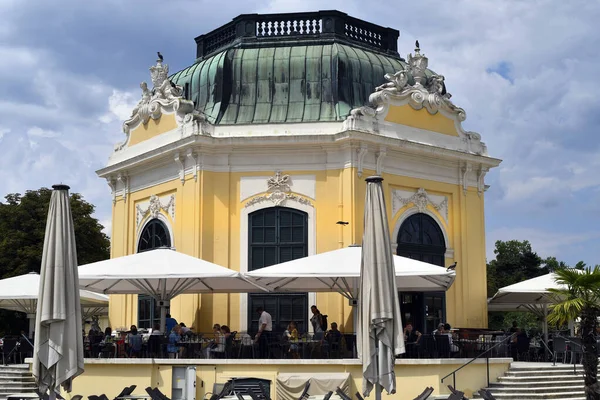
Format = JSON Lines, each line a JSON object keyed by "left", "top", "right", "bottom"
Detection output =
{"left": 310, "top": 305, "right": 328, "bottom": 337}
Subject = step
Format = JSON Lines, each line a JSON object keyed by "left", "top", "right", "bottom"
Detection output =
{"left": 490, "top": 380, "right": 583, "bottom": 388}
{"left": 484, "top": 385, "right": 584, "bottom": 393}
{"left": 481, "top": 392, "right": 585, "bottom": 400}
{"left": 499, "top": 375, "right": 584, "bottom": 382}
{"left": 506, "top": 370, "right": 583, "bottom": 377}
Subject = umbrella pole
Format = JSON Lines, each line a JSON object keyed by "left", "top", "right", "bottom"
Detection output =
{"left": 27, "top": 314, "right": 35, "bottom": 338}
{"left": 160, "top": 304, "right": 167, "bottom": 334}
{"left": 375, "top": 341, "right": 382, "bottom": 400}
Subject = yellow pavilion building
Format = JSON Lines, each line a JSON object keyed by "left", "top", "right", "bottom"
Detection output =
{"left": 97, "top": 10, "right": 501, "bottom": 336}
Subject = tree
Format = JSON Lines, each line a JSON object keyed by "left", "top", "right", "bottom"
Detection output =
{"left": 0, "top": 187, "right": 110, "bottom": 335}
{"left": 487, "top": 240, "right": 545, "bottom": 297}
{"left": 548, "top": 267, "right": 600, "bottom": 400}
{"left": 544, "top": 257, "right": 587, "bottom": 272}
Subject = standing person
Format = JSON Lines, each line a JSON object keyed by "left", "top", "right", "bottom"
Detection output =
{"left": 310, "top": 305, "right": 324, "bottom": 336}
{"left": 127, "top": 325, "right": 143, "bottom": 358}
{"left": 254, "top": 307, "right": 272, "bottom": 358}
{"left": 165, "top": 313, "right": 178, "bottom": 334}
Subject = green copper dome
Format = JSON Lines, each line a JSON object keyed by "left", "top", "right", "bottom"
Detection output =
{"left": 169, "top": 11, "right": 422, "bottom": 125}
{"left": 171, "top": 43, "right": 406, "bottom": 125}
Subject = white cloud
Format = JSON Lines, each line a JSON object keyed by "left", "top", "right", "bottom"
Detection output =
{"left": 99, "top": 89, "right": 138, "bottom": 124}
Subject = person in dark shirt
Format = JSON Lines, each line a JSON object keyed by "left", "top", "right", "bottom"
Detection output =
{"left": 404, "top": 323, "right": 422, "bottom": 343}
{"left": 165, "top": 313, "right": 178, "bottom": 334}
{"left": 325, "top": 322, "right": 342, "bottom": 343}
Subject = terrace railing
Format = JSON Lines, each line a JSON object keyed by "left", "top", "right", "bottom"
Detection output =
{"left": 194, "top": 10, "right": 400, "bottom": 59}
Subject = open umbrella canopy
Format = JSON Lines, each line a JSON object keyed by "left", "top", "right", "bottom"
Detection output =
{"left": 78, "top": 248, "right": 268, "bottom": 332}
{"left": 0, "top": 272, "right": 108, "bottom": 336}
{"left": 78, "top": 248, "right": 266, "bottom": 295}
{"left": 488, "top": 272, "right": 563, "bottom": 305}
{"left": 33, "top": 184, "right": 84, "bottom": 396}
{"left": 246, "top": 245, "right": 455, "bottom": 298}
{"left": 0, "top": 272, "right": 108, "bottom": 314}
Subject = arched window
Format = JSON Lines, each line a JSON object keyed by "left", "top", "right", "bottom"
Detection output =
{"left": 138, "top": 219, "right": 171, "bottom": 252}
{"left": 248, "top": 207, "right": 308, "bottom": 333}
{"left": 137, "top": 219, "right": 172, "bottom": 328}
{"left": 397, "top": 213, "right": 445, "bottom": 266}
{"left": 397, "top": 213, "right": 447, "bottom": 334}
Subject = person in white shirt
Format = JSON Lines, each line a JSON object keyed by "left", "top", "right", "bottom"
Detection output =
{"left": 254, "top": 306, "right": 272, "bottom": 358}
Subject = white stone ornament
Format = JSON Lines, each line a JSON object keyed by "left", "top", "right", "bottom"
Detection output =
{"left": 245, "top": 171, "right": 313, "bottom": 208}
{"left": 344, "top": 43, "right": 487, "bottom": 156}
{"left": 136, "top": 194, "right": 176, "bottom": 226}
{"left": 114, "top": 54, "right": 211, "bottom": 152}
{"left": 392, "top": 188, "right": 448, "bottom": 223}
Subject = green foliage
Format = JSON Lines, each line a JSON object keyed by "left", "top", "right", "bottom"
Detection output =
{"left": 488, "top": 311, "right": 541, "bottom": 335}
{"left": 487, "top": 240, "right": 545, "bottom": 297}
{"left": 0, "top": 187, "right": 110, "bottom": 335}
{"left": 547, "top": 266, "right": 600, "bottom": 326}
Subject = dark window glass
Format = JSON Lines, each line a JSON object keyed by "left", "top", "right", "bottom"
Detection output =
{"left": 137, "top": 219, "right": 172, "bottom": 328}
{"left": 248, "top": 207, "right": 308, "bottom": 333}
{"left": 397, "top": 213, "right": 446, "bottom": 334}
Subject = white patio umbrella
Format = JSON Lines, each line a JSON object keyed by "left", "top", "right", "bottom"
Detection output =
{"left": 245, "top": 245, "right": 455, "bottom": 297}
{"left": 78, "top": 248, "right": 268, "bottom": 332}
{"left": 358, "top": 176, "right": 405, "bottom": 399}
{"left": 488, "top": 272, "right": 573, "bottom": 352}
{"left": 33, "top": 184, "right": 84, "bottom": 398}
{"left": 0, "top": 272, "right": 108, "bottom": 337}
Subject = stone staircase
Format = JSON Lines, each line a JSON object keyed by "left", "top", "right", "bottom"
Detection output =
{"left": 473, "top": 362, "right": 585, "bottom": 400}
{"left": 0, "top": 364, "right": 37, "bottom": 399}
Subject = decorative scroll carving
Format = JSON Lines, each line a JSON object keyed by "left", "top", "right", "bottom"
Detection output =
{"left": 344, "top": 42, "right": 487, "bottom": 156}
{"left": 117, "top": 173, "right": 129, "bottom": 201}
{"left": 114, "top": 54, "right": 211, "bottom": 152}
{"left": 186, "top": 149, "right": 198, "bottom": 182}
{"left": 392, "top": 188, "right": 448, "bottom": 222}
{"left": 478, "top": 166, "right": 489, "bottom": 196}
{"left": 106, "top": 177, "right": 117, "bottom": 204}
{"left": 356, "top": 144, "right": 368, "bottom": 177}
{"left": 136, "top": 194, "right": 176, "bottom": 226}
{"left": 245, "top": 171, "right": 313, "bottom": 208}
{"left": 376, "top": 146, "right": 386, "bottom": 175}
{"left": 461, "top": 163, "right": 473, "bottom": 195}
{"left": 174, "top": 152, "right": 185, "bottom": 184}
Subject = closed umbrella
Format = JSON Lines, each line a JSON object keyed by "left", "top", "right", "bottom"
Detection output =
{"left": 33, "top": 185, "right": 84, "bottom": 399}
{"left": 358, "top": 176, "right": 405, "bottom": 399}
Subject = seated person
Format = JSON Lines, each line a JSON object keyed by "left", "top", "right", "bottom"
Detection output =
{"left": 285, "top": 322, "right": 300, "bottom": 359}
{"left": 209, "top": 326, "right": 229, "bottom": 358}
{"left": 179, "top": 322, "right": 192, "bottom": 337}
{"left": 403, "top": 323, "right": 422, "bottom": 343}
{"left": 150, "top": 323, "right": 163, "bottom": 336}
{"left": 325, "top": 322, "right": 342, "bottom": 343}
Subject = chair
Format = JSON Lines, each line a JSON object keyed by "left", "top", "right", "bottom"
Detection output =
{"left": 478, "top": 388, "right": 497, "bottom": 400}
{"left": 147, "top": 335, "right": 163, "bottom": 358}
{"left": 258, "top": 382, "right": 271, "bottom": 400}
{"left": 323, "top": 392, "right": 333, "bottom": 400}
{"left": 447, "top": 385, "right": 467, "bottom": 400}
{"left": 568, "top": 337, "right": 583, "bottom": 364}
{"left": 72, "top": 396, "right": 83, "bottom": 400}
{"left": 298, "top": 381, "right": 310, "bottom": 400}
{"left": 238, "top": 333, "right": 255, "bottom": 359}
{"left": 553, "top": 336, "right": 567, "bottom": 363}
{"left": 114, "top": 385, "right": 137, "bottom": 399}
{"left": 2, "top": 338, "right": 20, "bottom": 364}
{"left": 334, "top": 388, "right": 352, "bottom": 400}
{"left": 420, "top": 335, "right": 436, "bottom": 358}
{"left": 413, "top": 387, "right": 434, "bottom": 400}
{"left": 355, "top": 392, "right": 365, "bottom": 400}
{"left": 434, "top": 335, "right": 451, "bottom": 358}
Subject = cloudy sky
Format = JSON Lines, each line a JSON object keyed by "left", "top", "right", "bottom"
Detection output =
{"left": 0, "top": 0, "right": 598, "bottom": 265}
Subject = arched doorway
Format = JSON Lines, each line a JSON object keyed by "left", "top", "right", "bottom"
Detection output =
{"left": 248, "top": 207, "right": 308, "bottom": 334}
{"left": 137, "top": 219, "right": 172, "bottom": 328}
{"left": 397, "top": 213, "right": 447, "bottom": 334}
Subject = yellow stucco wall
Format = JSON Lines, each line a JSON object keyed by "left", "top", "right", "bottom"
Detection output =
{"left": 61, "top": 358, "right": 510, "bottom": 400}
{"left": 384, "top": 105, "right": 459, "bottom": 136}
{"left": 107, "top": 163, "right": 488, "bottom": 332}
{"left": 128, "top": 114, "right": 178, "bottom": 146}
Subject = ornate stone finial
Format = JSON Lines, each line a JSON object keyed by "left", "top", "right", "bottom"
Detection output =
{"left": 150, "top": 53, "right": 169, "bottom": 89}
{"left": 407, "top": 42, "right": 428, "bottom": 85}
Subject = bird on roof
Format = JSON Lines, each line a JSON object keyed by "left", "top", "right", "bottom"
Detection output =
{"left": 415, "top": 40, "right": 420, "bottom": 50}
{"left": 447, "top": 262, "right": 457, "bottom": 272}
{"left": 157, "top": 52, "right": 163, "bottom": 61}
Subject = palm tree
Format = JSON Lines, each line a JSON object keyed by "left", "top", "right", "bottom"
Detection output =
{"left": 548, "top": 267, "right": 600, "bottom": 400}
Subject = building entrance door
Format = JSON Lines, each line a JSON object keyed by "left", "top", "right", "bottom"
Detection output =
{"left": 248, "top": 207, "right": 308, "bottom": 334}
{"left": 397, "top": 213, "right": 447, "bottom": 333}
